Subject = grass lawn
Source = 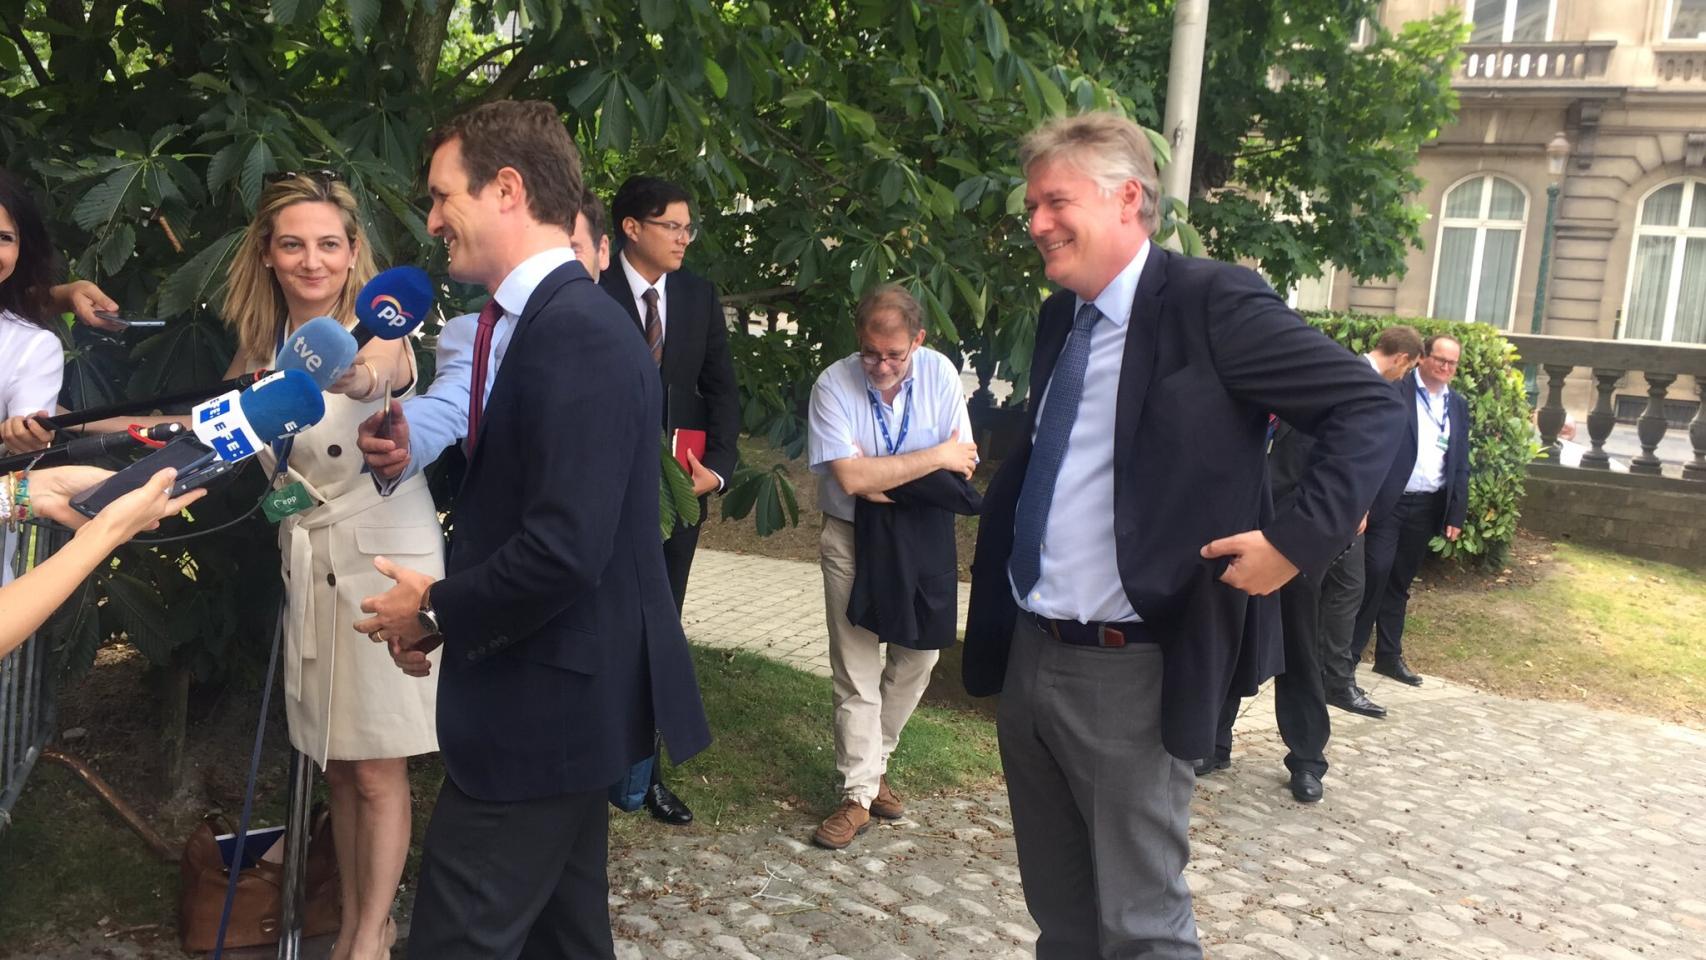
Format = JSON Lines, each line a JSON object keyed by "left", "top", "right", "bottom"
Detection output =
{"left": 0, "top": 646, "right": 1001, "bottom": 951}
{"left": 1403, "top": 536, "right": 1706, "bottom": 727}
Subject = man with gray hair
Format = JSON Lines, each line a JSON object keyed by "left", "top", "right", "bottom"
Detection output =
{"left": 962, "top": 111, "right": 1403, "bottom": 956}
{"left": 806, "top": 283, "right": 979, "bottom": 849}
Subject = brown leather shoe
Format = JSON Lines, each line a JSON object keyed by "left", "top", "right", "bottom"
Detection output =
{"left": 869, "top": 776, "right": 905, "bottom": 820}
{"left": 811, "top": 800, "right": 871, "bottom": 849}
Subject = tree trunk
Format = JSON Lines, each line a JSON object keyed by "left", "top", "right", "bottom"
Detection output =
{"left": 406, "top": 0, "right": 458, "bottom": 89}
{"left": 157, "top": 663, "right": 191, "bottom": 795}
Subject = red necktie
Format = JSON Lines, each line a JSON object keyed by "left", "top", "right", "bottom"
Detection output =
{"left": 464, "top": 298, "right": 503, "bottom": 453}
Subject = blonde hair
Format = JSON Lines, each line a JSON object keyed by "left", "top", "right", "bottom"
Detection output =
{"left": 1019, "top": 112, "right": 1163, "bottom": 233}
{"left": 222, "top": 175, "right": 376, "bottom": 366}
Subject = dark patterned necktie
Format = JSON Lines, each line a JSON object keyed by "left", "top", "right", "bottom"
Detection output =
{"left": 1009, "top": 301, "right": 1103, "bottom": 597}
{"left": 641, "top": 287, "right": 664, "bottom": 366}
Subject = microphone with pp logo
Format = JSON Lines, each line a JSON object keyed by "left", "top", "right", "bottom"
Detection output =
{"left": 354, "top": 266, "right": 434, "bottom": 347}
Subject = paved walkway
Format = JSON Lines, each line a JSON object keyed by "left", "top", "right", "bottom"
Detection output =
{"left": 653, "top": 549, "right": 1706, "bottom": 960}
{"left": 19, "top": 550, "right": 1703, "bottom": 960}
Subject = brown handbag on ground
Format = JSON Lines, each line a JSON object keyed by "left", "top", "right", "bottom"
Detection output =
{"left": 178, "top": 804, "right": 341, "bottom": 951}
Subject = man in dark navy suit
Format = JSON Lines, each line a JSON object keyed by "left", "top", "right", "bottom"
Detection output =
{"left": 354, "top": 100, "right": 710, "bottom": 960}
{"left": 1352, "top": 333, "right": 1472, "bottom": 690}
{"left": 961, "top": 112, "right": 1403, "bottom": 958}
{"left": 599, "top": 175, "right": 740, "bottom": 826}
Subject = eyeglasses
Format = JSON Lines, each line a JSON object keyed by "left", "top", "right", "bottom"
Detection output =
{"left": 641, "top": 219, "right": 699, "bottom": 242}
{"left": 1427, "top": 356, "right": 1460, "bottom": 369}
{"left": 263, "top": 169, "right": 344, "bottom": 186}
{"left": 859, "top": 345, "right": 916, "bottom": 368}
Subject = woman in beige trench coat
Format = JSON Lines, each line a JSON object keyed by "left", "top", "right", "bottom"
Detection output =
{"left": 221, "top": 173, "right": 441, "bottom": 960}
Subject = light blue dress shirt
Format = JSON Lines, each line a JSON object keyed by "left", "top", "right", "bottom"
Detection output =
{"left": 1012, "top": 241, "right": 1150, "bottom": 623}
{"left": 385, "top": 247, "right": 577, "bottom": 489}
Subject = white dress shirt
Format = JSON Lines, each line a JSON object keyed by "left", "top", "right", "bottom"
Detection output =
{"left": 807, "top": 345, "right": 973, "bottom": 524}
{"left": 620, "top": 250, "right": 668, "bottom": 341}
{"left": 1, "top": 310, "right": 64, "bottom": 585}
{"left": 1012, "top": 242, "right": 1150, "bottom": 623}
{"left": 1405, "top": 378, "right": 1451, "bottom": 494}
{"left": 389, "top": 247, "right": 577, "bottom": 487}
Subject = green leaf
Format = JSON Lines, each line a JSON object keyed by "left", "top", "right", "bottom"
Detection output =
{"left": 1143, "top": 125, "right": 1173, "bottom": 170}
{"left": 639, "top": 0, "right": 677, "bottom": 32}
{"left": 345, "top": 0, "right": 381, "bottom": 47}
{"left": 565, "top": 69, "right": 610, "bottom": 112}
{"left": 704, "top": 58, "right": 729, "bottom": 99}
{"left": 158, "top": 229, "right": 243, "bottom": 318}
{"left": 71, "top": 165, "right": 143, "bottom": 234}
{"left": 272, "top": 0, "right": 304, "bottom": 25}
{"left": 100, "top": 224, "right": 136, "bottom": 274}
{"left": 598, "top": 79, "right": 631, "bottom": 152}
{"left": 978, "top": 3, "right": 1010, "bottom": 60}
{"left": 778, "top": 88, "right": 818, "bottom": 109}
{"left": 1006, "top": 180, "right": 1027, "bottom": 216}
{"left": 149, "top": 124, "right": 188, "bottom": 154}
{"left": 239, "top": 139, "right": 274, "bottom": 212}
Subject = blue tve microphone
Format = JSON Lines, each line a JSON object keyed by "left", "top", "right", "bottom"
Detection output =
{"left": 353, "top": 266, "right": 433, "bottom": 347}
{"left": 190, "top": 369, "right": 327, "bottom": 464}
{"left": 275, "top": 316, "right": 359, "bottom": 389}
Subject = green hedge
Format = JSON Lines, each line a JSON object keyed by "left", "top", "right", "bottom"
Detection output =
{"left": 1304, "top": 312, "right": 1537, "bottom": 567}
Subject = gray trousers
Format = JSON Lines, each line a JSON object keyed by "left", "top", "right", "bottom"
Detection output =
{"left": 1319, "top": 532, "right": 1366, "bottom": 695}
{"left": 997, "top": 615, "right": 1201, "bottom": 959}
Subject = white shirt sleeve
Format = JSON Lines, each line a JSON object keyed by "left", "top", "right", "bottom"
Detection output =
{"left": 3, "top": 329, "right": 64, "bottom": 419}
{"left": 807, "top": 370, "right": 861, "bottom": 473}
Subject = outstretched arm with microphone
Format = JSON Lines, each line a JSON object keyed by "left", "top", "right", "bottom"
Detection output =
{"left": 0, "top": 466, "right": 206, "bottom": 659}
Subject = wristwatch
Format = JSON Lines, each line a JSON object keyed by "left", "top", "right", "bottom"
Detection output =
{"left": 417, "top": 583, "right": 441, "bottom": 636}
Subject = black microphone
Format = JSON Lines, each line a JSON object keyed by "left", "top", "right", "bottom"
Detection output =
{"left": 0, "top": 422, "right": 187, "bottom": 473}
{"left": 35, "top": 371, "right": 274, "bottom": 433}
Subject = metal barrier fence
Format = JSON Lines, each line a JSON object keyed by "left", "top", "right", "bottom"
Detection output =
{"left": 1, "top": 521, "right": 69, "bottom": 829}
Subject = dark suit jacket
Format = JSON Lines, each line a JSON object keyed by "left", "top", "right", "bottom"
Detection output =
{"left": 961, "top": 245, "right": 1404, "bottom": 761}
{"left": 1368, "top": 376, "right": 1419, "bottom": 523}
{"left": 600, "top": 263, "right": 742, "bottom": 488}
{"left": 848, "top": 470, "right": 982, "bottom": 651}
{"left": 430, "top": 260, "right": 712, "bottom": 802}
{"left": 1396, "top": 369, "right": 1471, "bottom": 530}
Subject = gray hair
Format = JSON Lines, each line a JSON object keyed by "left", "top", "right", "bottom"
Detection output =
{"left": 1018, "top": 112, "right": 1162, "bottom": 233}
{"left": 854, "top": 283, "right": 923, "bottom": 336}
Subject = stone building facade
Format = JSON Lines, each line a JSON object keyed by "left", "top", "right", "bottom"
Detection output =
{"left": 1335, "top": 1, "right": 1705, "bottom": 346}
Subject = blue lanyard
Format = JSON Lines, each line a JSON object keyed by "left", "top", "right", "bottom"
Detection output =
{"left": 867, "top": 381, "right": 914, "bottom": 456}
{"left": 1416, "top": 383, "right": 1449, "bottom": 435}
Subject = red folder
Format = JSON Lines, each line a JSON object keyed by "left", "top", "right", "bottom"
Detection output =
{"left": 672, "top": 428, "right": 707, "bottom": 472}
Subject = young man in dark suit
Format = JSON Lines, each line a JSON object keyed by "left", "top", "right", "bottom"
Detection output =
{"left": 354, "top": 100, "right": 710, "bottom": 960}
{"left": 598, "top": 176, "right": 739, "bottom": 826}
{"left": 961, "top": 112, "right": 1404, "bottom": 957}
{"left": 1352, "top": 333, "right": 1472, "bottom": 690}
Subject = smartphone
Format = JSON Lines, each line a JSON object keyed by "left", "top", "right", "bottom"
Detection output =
{"left": 93, "top": 310, "right": 166, "bottom": 329}
{"left": 376, "top": 377, "right": 395, "bottom": 439}
{"left": 68, "top": 436, "right": 232, "bottom": 519}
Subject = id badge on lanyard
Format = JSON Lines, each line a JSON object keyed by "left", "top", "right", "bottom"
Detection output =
{"left": 1419, "top": 383, "right": 1450, "bottom": 452}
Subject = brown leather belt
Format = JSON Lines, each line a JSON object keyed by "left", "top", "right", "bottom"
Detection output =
{"left": 1030, "top": 612, "right": 1155, "bottom": 648}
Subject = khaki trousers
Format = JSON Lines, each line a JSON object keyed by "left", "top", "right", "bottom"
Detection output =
{"left": 820, "top": 515, "right": 939, "bottom": 807}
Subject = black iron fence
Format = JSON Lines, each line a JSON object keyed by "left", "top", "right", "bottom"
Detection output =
{"left": 1, "top": 521, "right": 69, "bottom": 829}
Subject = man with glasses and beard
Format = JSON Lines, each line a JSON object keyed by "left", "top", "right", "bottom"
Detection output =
{"left": 805, "top": 283, "right": 979, "bottom": 850}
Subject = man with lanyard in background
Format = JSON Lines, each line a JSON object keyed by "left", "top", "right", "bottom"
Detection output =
{"left": 1352, "top": 333, "right": 1470, "bottom": 692}
{"left": 805, "top": 284, "right": 978, "bottom": 850}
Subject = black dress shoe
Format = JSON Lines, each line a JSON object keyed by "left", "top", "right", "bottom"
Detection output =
{"left": 1373, "top": 657, "right": 1424, "bottom": 687}
{"left": 1326, "top": 687, "right": 1388, "bottom": 719}
{"left": 1289, "top": 770, "right": 1323, "bottom": 804}
{"left": 1193, "top": 756, "right": 1230, "bottom": 777}
{"left": 644, "top": 782, "right": 694, "bottom": 825}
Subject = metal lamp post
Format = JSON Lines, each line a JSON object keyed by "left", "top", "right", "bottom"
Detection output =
{"left": 1529, "top": 132, "right": 1571, "bottom": 335}
{"left": 1526, "top": 132, "right": 1570, "bottom": 407}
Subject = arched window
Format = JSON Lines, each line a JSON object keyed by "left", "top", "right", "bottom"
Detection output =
{"left": 1621, "top": 179, "right": 1706, "bottom": 345}
{"left": 1430, "top": 175, "right": 1527, "bottom": 327}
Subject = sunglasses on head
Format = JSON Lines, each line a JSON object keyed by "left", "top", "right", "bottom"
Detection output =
{"left": 263, "top": 169, "right": 345, "bottom": 186}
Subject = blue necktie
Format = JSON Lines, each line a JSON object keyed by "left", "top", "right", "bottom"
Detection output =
{"left": 1010, "top": 301, "right": 1102, "bottom": 597}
